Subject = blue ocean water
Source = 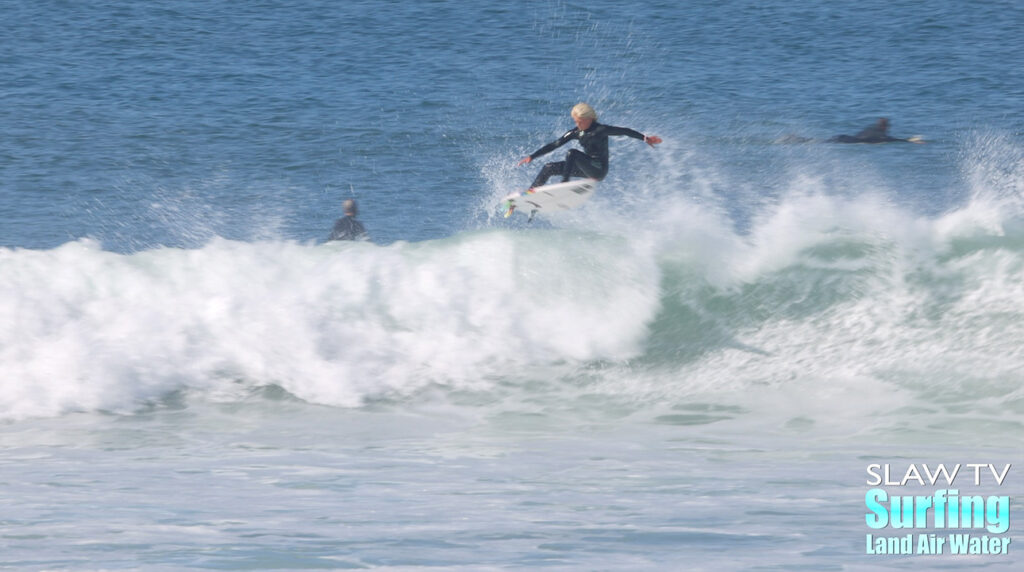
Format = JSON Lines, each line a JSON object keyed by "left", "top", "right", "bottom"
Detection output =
{"left": 2, "top": 0, "right": 1023, "bottom": 569}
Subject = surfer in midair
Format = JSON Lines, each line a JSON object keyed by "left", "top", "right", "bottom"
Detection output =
{"left": 518, "top": 103, "right": 662, "bottom": 189}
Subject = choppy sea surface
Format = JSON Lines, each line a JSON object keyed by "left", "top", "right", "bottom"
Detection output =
{"left": 2, "top": 1, "right": 1023, "bottom": 569}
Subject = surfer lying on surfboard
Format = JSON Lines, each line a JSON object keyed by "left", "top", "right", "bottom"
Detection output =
{"left": 517, "top": 103, "right": 662, "bottom": 189}
{"left": 777, "top": 118, "right": 924, "bottom": 145}
{"left": 826, "top": 117, "right": 924, "bottom": 144}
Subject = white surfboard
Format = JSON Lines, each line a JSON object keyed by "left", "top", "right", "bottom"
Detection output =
{"left": 501, "top": 179, "right": 597, "bottom": 221}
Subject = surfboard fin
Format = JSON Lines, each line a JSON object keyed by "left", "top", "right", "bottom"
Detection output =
{"left": 527, "top": 209, "right": 537, "bottom": 223}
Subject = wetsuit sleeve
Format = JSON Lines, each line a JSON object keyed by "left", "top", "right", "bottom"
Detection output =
{"left": 529, "top": 129, "right": 576, "bottom": 160}
{"left": 602, "top": 125, "right": 646, "bottom": 140}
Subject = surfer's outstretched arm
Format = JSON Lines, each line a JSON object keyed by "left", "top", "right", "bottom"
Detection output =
{"left": 518, "top": 130, "right": 576, "bottom": 167}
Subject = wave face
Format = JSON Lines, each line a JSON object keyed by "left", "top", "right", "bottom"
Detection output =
{"left": 4, "top": 160, "right": 1024, "bottom": 427}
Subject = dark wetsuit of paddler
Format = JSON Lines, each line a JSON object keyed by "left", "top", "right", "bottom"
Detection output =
{"left": 827, "top": 118, "right": 921, "bottom": 144}
{"left": 326, "top": 199, "right": 369, "bottom": 242}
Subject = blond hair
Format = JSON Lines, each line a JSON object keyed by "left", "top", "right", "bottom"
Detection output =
{"left": 571, "top": 102, "right": 597, "bottom": 120}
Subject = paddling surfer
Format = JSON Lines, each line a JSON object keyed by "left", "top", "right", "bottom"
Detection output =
{"left": 327, "top": 199, "right": 369, "bottom": 242}
{"left": 827, "top": 118, "right": 923, "bottom": 144}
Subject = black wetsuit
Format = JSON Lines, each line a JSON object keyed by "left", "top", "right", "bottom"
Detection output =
{"left": 327, "top": 216, "right": 368, "bottom": 241}
{"left": 828, "top": 123, "right": 909, "bottom": 144}
{"left": 528, "top": 121, "right": 646, "bottom": 188}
